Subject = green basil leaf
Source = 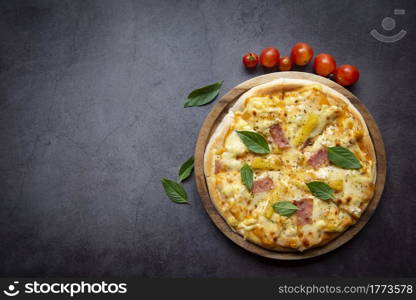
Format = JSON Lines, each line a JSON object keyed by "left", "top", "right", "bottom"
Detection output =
{"left": 178, "top": 156, "right": 194, "bottom": 182}
{"left": 184, "top": 81, "right": 223, "bottom": 107}
{"left": 306, "top": 181, "right": 334, "bottom": 200}
{"left": 236, "top": 131, "right": 270, "bottom": 154}
{"left": 273, "top": 201, "right": 298, "bottom": 217}
{"left": 161, "top": 178, "right": 188, "bottom": 204}
{"left": 240, "top": 163, "right": 253, "bottom": 191}
{"left": 327, "top": 146, "right": 362, "bottom": 169}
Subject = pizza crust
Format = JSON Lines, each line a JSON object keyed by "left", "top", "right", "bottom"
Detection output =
{"left": 204, "top": 78, "right": 376, "bottom": 252}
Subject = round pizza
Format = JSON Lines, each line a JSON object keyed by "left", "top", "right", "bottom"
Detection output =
{"left": 204, "top": 78, "right": 376, "bottom": 251}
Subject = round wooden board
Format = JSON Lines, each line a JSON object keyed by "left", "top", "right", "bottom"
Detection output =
{"left": 194, "top": 72, "right": 386, "bottom": 260}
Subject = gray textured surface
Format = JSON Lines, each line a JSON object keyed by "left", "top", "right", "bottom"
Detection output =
{"left": 0, "top": 0, "right": 415, "bottom": 277}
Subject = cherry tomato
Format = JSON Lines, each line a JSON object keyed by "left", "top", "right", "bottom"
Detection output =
{"left": 242, "top": 52, "right": 258, "bottom": 68}
{"left": 313, "top": 53, "right": 336, "bottom": 77}
{"left": 290, "top": 42, "right": 314, "bottom": 66}
{"left": 334, "top": 64, "right": 360, "bottom": 86}
{"left": 260, "top": 47, "right": 280, "bottom": 68}
{"left": 278, "top": 56, "right": 292, "bottom": 71}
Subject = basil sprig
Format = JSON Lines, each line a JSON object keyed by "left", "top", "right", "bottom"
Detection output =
{"left": 178, "top": 156, "right": 194, "bottom": 182}
{"left": 327, "top": 146, "right": 362, "bottom": 169}
{"left": 184, "top": 81, "right": 223, "bottom": 107}
{"left": 306, "top": 181, "right": 334, "bottom": 200}
{"left": 236, "top": 131, "right": 270, "bottom": 154}
{"left": 273, "top": 201, "right": 299, "bottom": 217}
{"left": 240, "top": 163, "right": 253, "bottom": 191}
{"left": 161, "top": 178, "right": 188, "bottom": 204}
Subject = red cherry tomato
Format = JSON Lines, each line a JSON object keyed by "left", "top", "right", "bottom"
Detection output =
{"left": 242, "top": 52, "right": 258, "bottom": 68}
{"left": 260, "top": 47, "right": 280, "bottom": 68}
{"left": 290, "top": 42, "right": 314, "bottom": 66}
{"left": 334, "top": 64, "right": 360, "bottom": 86}
{"left": 278, "top": 56, "right": 292, "bottom": 71}
{"left": 313, "top": 53, "right": 336, "bottom": 77}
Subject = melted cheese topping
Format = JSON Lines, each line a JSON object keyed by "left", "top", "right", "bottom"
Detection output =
{"left": 209, "top": 85, "right": 375, "bottom": 251}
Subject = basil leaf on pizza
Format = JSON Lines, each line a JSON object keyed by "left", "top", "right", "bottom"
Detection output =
{"left": 178, "top": 156, "right": 194, "bottom": 182}
{"left": 161, "top": 178, "right": 188, "bottom": 204}
{"left": 240, "top": 163, "right": 253, "bottom": 191}
{"left": 273, "top": 201, "right": 298, "bottom": 217}
{"left": 184, "top": 81, "right": 223, "bottom": 107}
{"left": 236, "top": 131, "right": 270, "bottom": 154}
{"left": 306, "top": 181, "right": 334, "bottom": 200}
{"left": 327, "top": 146, "right": 362, "bottom": 169}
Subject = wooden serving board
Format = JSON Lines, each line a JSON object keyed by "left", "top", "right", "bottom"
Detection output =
{"left": 194, "top": 72, "right": 386, "bottom": 260}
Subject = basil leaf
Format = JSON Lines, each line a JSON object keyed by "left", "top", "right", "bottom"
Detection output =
{"left": 178, "top": 156, "right": 194, "bottom": 182}
{"left": 236, "top": 131, "right": 270, "bottom": 154}
{"left": 273, "top": 201, "right": 298, "bottom": 217}
{"left": 240, "top": 163, "right": 253, "bottom": 191}
{"left": 327, "top": 146, "right": 362, "bottom": 169}
{"left": 184, "top": 81, "right": 223, "bottom": 107}
{"left": 161, "top": 178, "right": 188, "bottom": 204}
{"left": 306, "top": 181, "right": 334, "bottom": 200}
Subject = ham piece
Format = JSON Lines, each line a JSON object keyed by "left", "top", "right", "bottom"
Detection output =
{"left": 294, "top": 198, "right": 313, "bottom": 225}
{"left": 269, "top": 124, "right": 290, "bottom": 149}
{"left": 252, "top": 177, "right": 274, "bottom": 193}
{"left": 307, "top": 148, "right": 328, "bottom": 168}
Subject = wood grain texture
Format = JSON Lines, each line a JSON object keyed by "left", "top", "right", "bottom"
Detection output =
{"left": 194, "top": 72, "right": 386, "bottom": 260}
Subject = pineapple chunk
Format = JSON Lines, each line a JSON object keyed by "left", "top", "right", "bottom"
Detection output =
{"left": 292, "top": 180, "right": 309, "bottom": 192}
{"left": 324, "top": 224, "right": 343, "bottom": 232}
{"left": 264, "top": 201, "right": 274, "bottom": 219}
{"left": 251, "top": 156, "right": 281, "bottom": 170}
{"left": 352, "top": 175, "right": 373, "bottom": 184}
{"left": 251, "top": 157, "right": 268, "bottom": 169}
{"left": 328, "top": 179, "right": 344, "bottom": 191}
{"left": 272, "top": 147, "right": 283, "bottom": 154}
{"left": 293, "top": 113, "right": 319, "bottom": 146}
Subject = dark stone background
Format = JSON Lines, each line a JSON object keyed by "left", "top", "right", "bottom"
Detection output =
{"left": 0, "top": 0, "right": 415, "bottom": 277}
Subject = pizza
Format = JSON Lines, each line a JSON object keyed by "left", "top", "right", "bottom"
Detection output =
{"left": 204, "top": 78, "right": 376, "bottom": 251}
